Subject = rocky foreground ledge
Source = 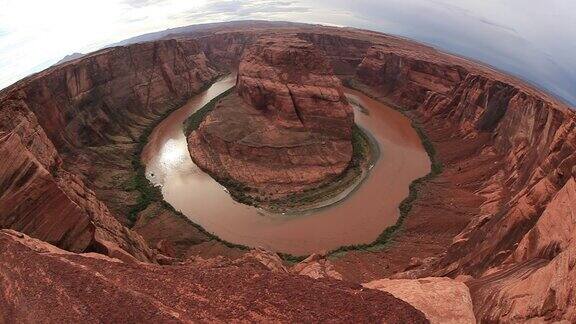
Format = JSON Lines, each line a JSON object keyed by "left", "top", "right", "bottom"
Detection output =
{"left": 0, "top": 229, "right": 431, "bottom": 322}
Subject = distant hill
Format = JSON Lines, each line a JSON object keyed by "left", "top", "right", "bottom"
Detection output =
{"left": 55, "top": 52, "right": 85, "bottom": 65}
{"left": 111, "top": 20, "right": 305, "bottom": 46}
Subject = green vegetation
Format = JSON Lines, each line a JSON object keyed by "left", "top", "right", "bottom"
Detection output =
{"left": 184, "top": 87, "right": 235, "bottom": 136}
{"left": 127, "top": 98, "right": 187, "bottom": 224}
{"left": 278, "top": 253, "right": 308, "bottom": 264}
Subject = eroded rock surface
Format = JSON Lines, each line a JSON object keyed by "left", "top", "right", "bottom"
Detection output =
{"left": 348, "top": 35, "right": 576, "bottom": 322}
{"left": 187, "top": 35, "right": 354, "bottom": 198}
{"left": 364, "top": 277, "right": 476, "bottom": 324}
{"left": 0, "top": 230, "right": 428, "bottom": 323}
{"left": 0, "top": 38, "right": 219, "bottom": 261}
{"left": 292, "top": 254, "right": 343, "bottom": 280}
{"left": 467, "top": 178, "right": 576, "bottom": 322}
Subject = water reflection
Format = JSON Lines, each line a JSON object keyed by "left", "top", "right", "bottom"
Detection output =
{"left": 158, "top": 139, "right": 188, "bottom": 171}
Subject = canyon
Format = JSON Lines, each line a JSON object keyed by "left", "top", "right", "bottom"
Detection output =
{"left": 1, "top": 20, "right": 576, "bottom": 322}
{"left": 141, "top": 74, "right": 429, "bottom": 255}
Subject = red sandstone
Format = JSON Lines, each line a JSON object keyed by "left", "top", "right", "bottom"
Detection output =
{"left": 187, "top": 35, "right": 354, "bottom": 198}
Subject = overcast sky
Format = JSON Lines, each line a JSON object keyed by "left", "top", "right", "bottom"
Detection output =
{"left": 1, "top": 0, "right": 574, "bottom": 105}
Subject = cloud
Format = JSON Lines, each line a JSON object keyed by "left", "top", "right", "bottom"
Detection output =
{"left": 476, "top": 17, "right": 517, "bottom": 34}
{"left": 180, "top": 0, "right": 310, "bottom": 21}
{"left": 0, "top": 0, "right": 574, "bottom": 105}
{"left": 123, "top": 0, "right": 169, "bottom": 8}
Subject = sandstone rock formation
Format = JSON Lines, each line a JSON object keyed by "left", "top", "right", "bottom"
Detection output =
{"left": 244, "top": 247, "right": 287, "bottom": 273}
{"left": 292, "top": 254, "right": 343, "bottom": 280}
{"left": 513, "top": 178, "right": 576, "bottom": 262}
{"left": 467, "top": 178, "right": 576, "bottom": 322}
{"left": 347, "top": 34, "right": 576, "bottom": 322}
{"left": 187, "top": 35, "right": 354, "bottom": 198}
{"left": 0, "top": 131, "right": 93, "bottom": 252}
{"left": 364, "top": 277, "right": 476, "bottom": 323}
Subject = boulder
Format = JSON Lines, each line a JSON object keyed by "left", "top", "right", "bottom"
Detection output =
{"left": 364, "top": 277, "right": 476, "bottom": 324}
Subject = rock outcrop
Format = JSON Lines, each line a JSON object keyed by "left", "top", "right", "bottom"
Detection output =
{"left": 364, "top": 277, "right": 476, "bottom": 324}
{"left": 512, "top": 178, "right": 576, "bottom": 262}
{"left": 467, "top": 177, "right": 576, "bottom": 322}
{"left": 292, "top": 254, "right": 343, "bottom": 280}
{"left": 0, "top": 229, "right": 428, "bottom": 323}
{"left": 0, "top": 131, "right": 93, "bottom": 252}
{"left": 187, "top": 35, "right": 354, "bottom": 198}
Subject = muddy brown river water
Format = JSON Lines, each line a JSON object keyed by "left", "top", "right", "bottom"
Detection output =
{"left": 142, "top": 75, "right": 430, "bottom": 255}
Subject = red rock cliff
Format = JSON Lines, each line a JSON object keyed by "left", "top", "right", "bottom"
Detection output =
{"left": 0, "top": 39, "right": 219, "bottom": 261}
{"left": 354, "top": 40, "right": 576, "bottom": 321}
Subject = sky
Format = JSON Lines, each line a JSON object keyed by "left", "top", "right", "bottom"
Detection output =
{"left": 0, "top": 0, "right": 574, "bottom": 105}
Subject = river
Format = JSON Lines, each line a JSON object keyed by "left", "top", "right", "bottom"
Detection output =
{"left": 141, "top": 75, "right": 430, "bottom": 255}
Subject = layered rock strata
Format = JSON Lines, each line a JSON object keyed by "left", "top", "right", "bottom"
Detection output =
{"left": 0, "top": 38, "right": 219, "bottom": 261}
{"left": 187, "top": 35, "right": 354, "bottom": 198}
{"left": 346, "top": 39, "right": 576, "bottom": 322}
{"left": 467, "top": 178, "right": 576, "bottom": 321}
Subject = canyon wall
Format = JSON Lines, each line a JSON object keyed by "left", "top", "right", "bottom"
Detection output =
{"left": 295, "top": 32, "right": 373, "bottom": 76}
{"left": 196, "top": 32, "right": 256, "bottom": 70}
{"left": 0, "top": 131, "right": 93, "bottom": 252}
{"left": 353, "top": 40, "right": 576, "bottom": 321}
{"left": 356, "top": 43, "right": 576, "bottom": 274}
{"left": 468, "top": 178, "right": 576, "bottom": 321}
{"left": 0, "top": 38, "right": 219, "bottom": 261}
